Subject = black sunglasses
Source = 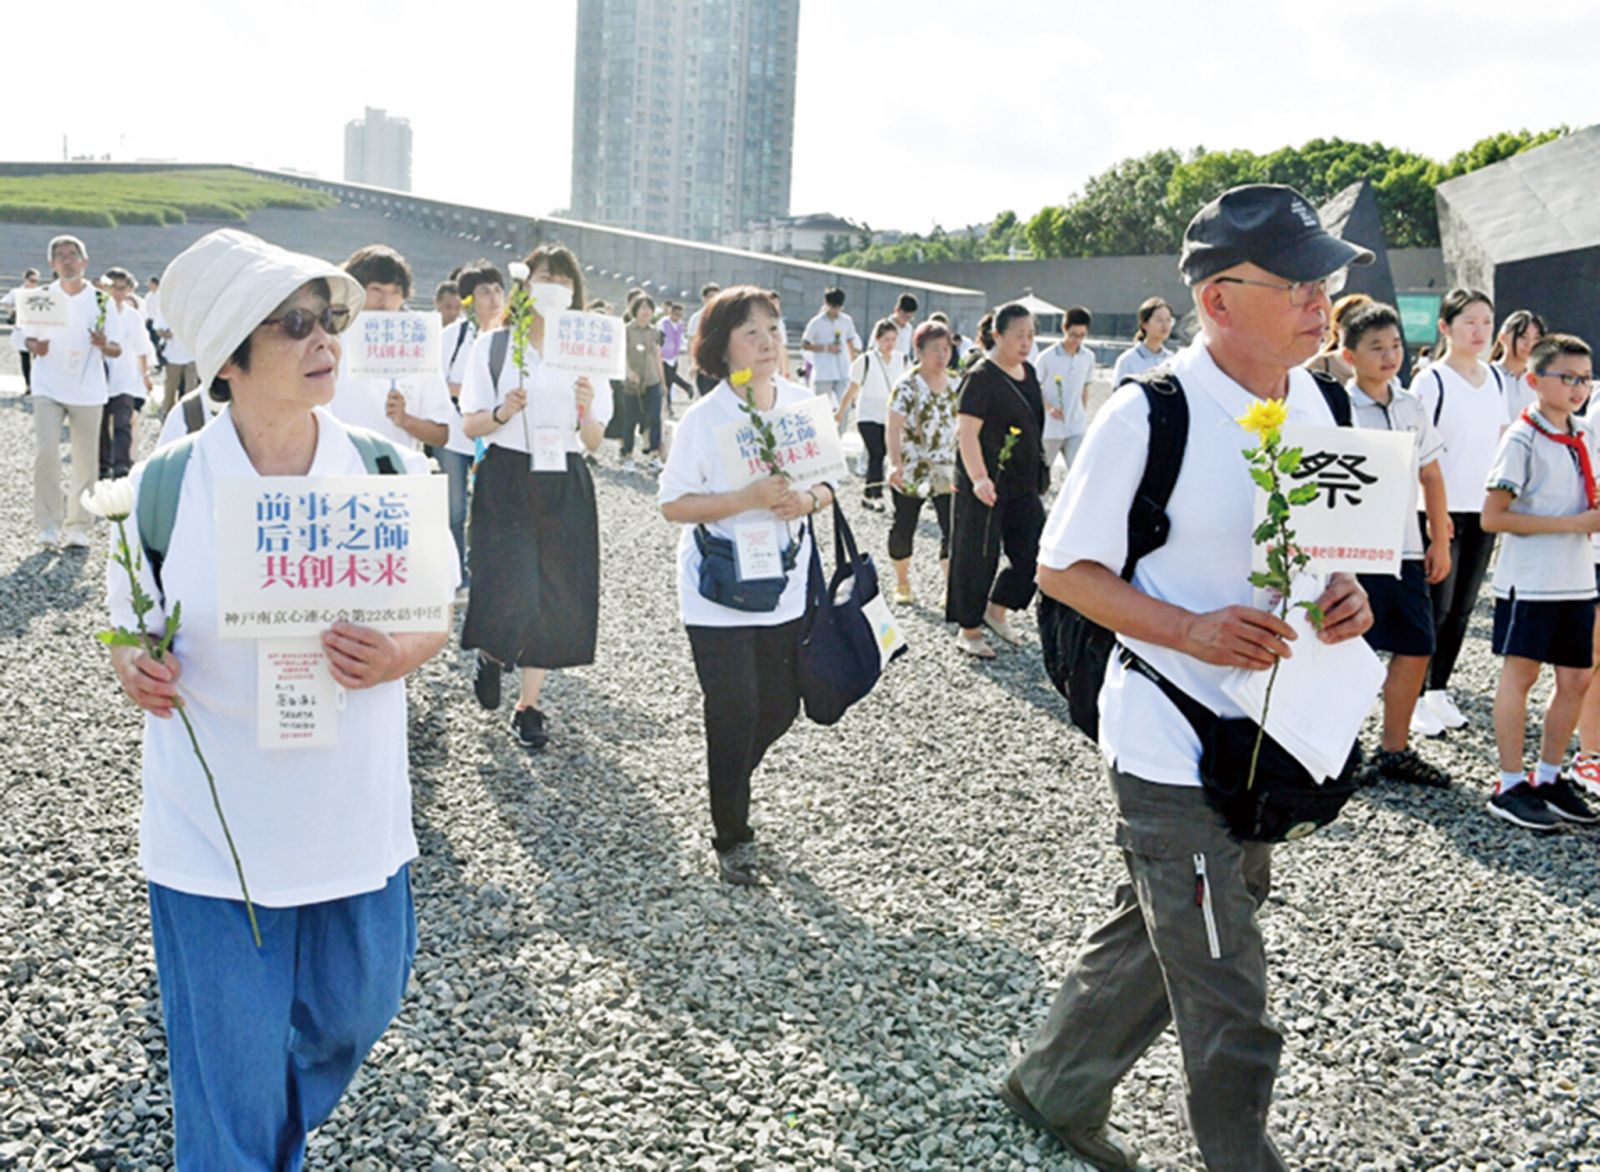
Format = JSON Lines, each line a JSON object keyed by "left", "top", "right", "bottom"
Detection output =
{"left": 261, "top": 304, "right": 353, "bottom": 340}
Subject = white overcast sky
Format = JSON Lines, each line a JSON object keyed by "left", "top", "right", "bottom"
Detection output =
{"left": 4, "top": 0, "right": 1595, "bottom": 236}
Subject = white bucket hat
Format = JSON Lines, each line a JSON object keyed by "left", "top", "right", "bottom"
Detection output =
{"left": 159, "top": 229, "right": 364, "bottom": 394}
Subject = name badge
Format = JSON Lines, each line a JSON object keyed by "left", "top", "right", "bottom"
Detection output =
{"left": 61, "top": 347, "right": 88, "bottom": 378}
{"left": 733, "top": 522, "right": 784, "bottom": 580}
{"left": 860, "top": 593, "right": 908, "bottom": 669}
{"left": 531, "top": 426, "right": 567, "bottom": 473}
{"left": 257, "top": 638, "right": 340, "bottom": 749}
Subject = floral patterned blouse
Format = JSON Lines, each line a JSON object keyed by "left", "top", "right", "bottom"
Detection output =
{"left": 889, "top": 370, "right": 961, "bottom": 495}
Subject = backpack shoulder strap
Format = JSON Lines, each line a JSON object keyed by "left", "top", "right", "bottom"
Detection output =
{"left": 1121, "top": 368, "right": 1189, "bottom": 579}
{"left": 447, "top": 319, "right": 472, "bottom": 374}
{"left": 1308, "top": 370, "right": 1353, "bottom": 427}
{"left": 342, "top": 425, "right": 406, "bottom": 475}
{"left": 1430, "top": 367, "right": 1445, "bottom": 425}
{"left": 489, "top": 329, "right": 510, "bottom": 393}
{"left": 180, "top": 389, "right": 206, "bottom": 434}
{"left": 136, "top": 434, "right": 198, "bottom": 599}
{"left": 1489, "top": 364, "right": 1505, "bottom": 394}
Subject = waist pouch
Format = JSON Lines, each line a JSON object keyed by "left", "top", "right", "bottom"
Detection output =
{"left": 1120, "top": 648, "right": 1361, "bottom": 843}
{"left": 694, "top": 523, "right": 801, "bottom": 613}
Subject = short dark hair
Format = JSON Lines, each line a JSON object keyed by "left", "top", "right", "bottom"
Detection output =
{"left": 434, "top": 279, "right": 459, "bottom": 301}
{"left": 1530, "top": 332, "right": 1592, "bottom": 373}
{"left": 343, "top": 245, "right": 413, "bottom": 297}
{"left": 628, "top": 294, "right": 656, "bottom": 317}
{"left": 872, "top": 317, "right": 899, "bottom": 341}
{"left": 896, "top": 292, "right": 919, "bottom": 315}
{"left": 1340, "top": 302, "right": 1401, "bottom": 350}
{"left": 701, "top": 282, "right": 722, "bottom": 299}
{"left": 524, "top": 244, "right": 586, "bottom": 310}
{"left": 823, "top": 287, "right": 845, "bottom": 308}
{"left": 103, "top": 267, "right": 134, "bottom": 286}
{"left": 1064, "top": 306, "right": 1092, "bottom": 330}
{"left": 693, "top": 285, "right": 780, "bottom": 382}
{"left": 928, "top": 311, "right": 950, "bottom": 325}
{"left": 212, "top": 278, "right": 331, "bottom": 401}
{"left": 456, "top": 260, "right": 505, "bottom": 302}
{"left": 24, "top": 268, "right": 41, "bottom": 280}
{"left": 993, "top": 302, "right": 1033, "bottom": 339}
{"left": 1134, "top": 297, "right": 1171, "bottom": 342}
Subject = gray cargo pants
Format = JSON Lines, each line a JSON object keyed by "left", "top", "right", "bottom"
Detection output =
{"left": 1011, "top": 765, "right": 1286, "bottom": 1171}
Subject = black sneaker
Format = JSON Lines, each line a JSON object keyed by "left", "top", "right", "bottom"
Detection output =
{"left": 510, "top": 706, "right": 548, "bottom": 750}
{"left": 1541, "top": 776, "right": 1599, "bottom": 825}
{"left": 1486, "top": 784, "right": 1562, "bottom": 832}
{"left": 716, "top": 841, "right": 762, "bottom": 887}
{"left": 997, "top": 1071, "right": 1140, "bottom": 1170}
{"left": 473, "top": 653, "right": 502, "bottom": 710}
{"left": 1370, "top": 748, "right": 1451, "bottom": 788}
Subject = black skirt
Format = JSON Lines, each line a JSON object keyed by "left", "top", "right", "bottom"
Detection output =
{"left": 462, "top": 444, "right": 600, "bottom": 669}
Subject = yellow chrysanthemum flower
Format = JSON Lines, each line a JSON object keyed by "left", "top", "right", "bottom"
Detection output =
{"left": 1237, "top": 398, "right": 1288, "bottom": 441}
{"left": 730, "top": 368, "right": 753, "bottom": 386}
{"left": 1008, "top": 425, "right": 1022, "bottom": 436}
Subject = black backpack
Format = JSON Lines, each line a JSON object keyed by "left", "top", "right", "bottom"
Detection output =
{"left": 1039, "top": 368, "right": 1352, "bottom": 741}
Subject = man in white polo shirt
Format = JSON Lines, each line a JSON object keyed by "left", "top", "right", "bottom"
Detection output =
{"left": 12, "top": 235, "right": 124, "bottom": 548}
{"left": 800, "top": 287, "right": 861, "bottom": 406}
{"left": 1033, "top": 305, "right": 1096, "bottom": 478}
{"left": 998, "top": 186, "right": 1375, "bottom": 1171}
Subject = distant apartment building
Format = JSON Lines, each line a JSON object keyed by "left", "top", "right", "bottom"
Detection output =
{"left": 723, "top": 212, "right": 864, "bottom": 260}
{"left": 344, "top": 107, "right": 412, "bottom": 193}
{"left": 570, "top": 0, "right": 800, "bottom": 243}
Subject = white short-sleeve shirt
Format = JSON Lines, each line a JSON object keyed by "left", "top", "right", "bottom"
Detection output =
{"left": 1410, "top": 361, "right": 1508, "bottom": 511}
{"left": 1034, "top": 342, "right": 1096, "bottom": 441}
{"left": 457, "top": 327, "right": 614, "bottom": 455}
{"left": 329, "top": 324, "right": 455, "bottom": 452}
{"left": 11, "top": 280, "right": 126, "bottom": 406}
{"left": 803, "top": 311, "right": 860, "bottom": 383}
{"left": 658, "top": 378, "right": 820, "bottom": 628}
{"left": 848, "top": 349, "right": 905, "bottom": 425}
{"left": 1345, "top": 382, "right": 1446, "bottom": 560}
{"left": 1039, "top": 341, "right": 1339, "bottom": 787}
{"left": 437, "top": 317, "right": 479, "bottom": 457}
{"left": 107, "top": 300, "right": 155, "bottom": 398}
{"left": 107, "top": 407, "right": 457, "bottom": 906}
{"left": 1111, "top": 342, "right": 1176, "bottom": 388}
{"left": 1486, "top": 409, "right": 1599, "bottom": 601}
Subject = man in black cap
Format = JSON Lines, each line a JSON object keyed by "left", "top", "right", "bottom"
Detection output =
{"left": 997, "top": 185, "right": 1375, "bottom": 1170}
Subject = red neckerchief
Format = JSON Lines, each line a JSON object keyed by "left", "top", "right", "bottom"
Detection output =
{"left": 1522, "top": 407, "right": 1598, "bottom": 508}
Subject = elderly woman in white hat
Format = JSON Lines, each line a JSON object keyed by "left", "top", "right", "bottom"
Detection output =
{"left": 103, "top": 228, "right": 457, "bottom": 1168}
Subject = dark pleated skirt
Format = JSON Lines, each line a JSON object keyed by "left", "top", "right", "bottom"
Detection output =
{"left": 461, "top": 444, "right": 599, "bottom": 669}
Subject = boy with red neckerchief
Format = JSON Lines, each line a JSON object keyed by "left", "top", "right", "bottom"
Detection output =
{"left": 1481, "top": 333, "right": 1600, "bottom": 831}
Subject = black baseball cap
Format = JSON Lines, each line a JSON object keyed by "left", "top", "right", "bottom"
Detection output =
{"left": 1179, "top": 184, "right": 1374, "bottom": 286}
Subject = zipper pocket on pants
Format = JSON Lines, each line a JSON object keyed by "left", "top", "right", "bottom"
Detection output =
{"left": 1193, "top": 852, "right": 1222, "bottom": 960}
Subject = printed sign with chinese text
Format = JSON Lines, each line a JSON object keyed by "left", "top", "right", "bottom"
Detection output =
{"left": 15, "top": 286, "right": 70, "bottom": 330}
{"left": 714, "top": 395, "right": 848, "bottom": 490}
{"left": 345, "top": 312, "right": 441, "bottom": 379}
{"left": 541, "top": 311, "right": 627, "bottom": 380}
{"left": 215, "top": 474, "right": 451, "bottom": 638}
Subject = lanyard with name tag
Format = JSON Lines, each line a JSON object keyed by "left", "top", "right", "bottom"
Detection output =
{"left": 733, "top": 521, "right": 785, "bottom": 580}
{"left": 257, "top": 639, "right": 341, "bottom": 749}
{"left": 531, "top": 426, "right": 567, "bottom": 472}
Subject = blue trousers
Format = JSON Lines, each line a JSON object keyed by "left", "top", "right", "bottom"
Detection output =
{"left": 148, "top": 866, "right": 416, "bottom": 1171}
{"left": 437, "top": 447, "right": 473, "bottom": 581}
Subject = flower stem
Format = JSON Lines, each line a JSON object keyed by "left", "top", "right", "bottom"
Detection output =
{"left": 175, "top": 700, "right": 262, "bottom": 948}
{"left": 1245, "top": 595, "right": 1291, "bottom": 791}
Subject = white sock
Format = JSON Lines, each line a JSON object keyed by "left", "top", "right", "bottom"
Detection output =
{"left": 1533, "top": 761, "right": 1561, "bottom": 787}
{"left": 1499, "top": 770, "right": 1527, "bottom": 794}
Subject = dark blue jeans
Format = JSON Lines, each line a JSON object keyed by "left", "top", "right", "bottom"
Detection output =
{"left": 621, "top": 383, "right": 663, "bottom": 455}
{"left": 437, "top": 447, "right": 473, "bottom": 581}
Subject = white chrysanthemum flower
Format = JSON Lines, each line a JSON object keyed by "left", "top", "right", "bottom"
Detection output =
{"left": 81, "top": 477, "right": 134, "bottom": 521}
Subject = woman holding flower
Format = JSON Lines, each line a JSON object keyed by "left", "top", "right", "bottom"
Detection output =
{"left": 460, "top": 245, "right": 611, "bottom": 750}
{"left": 658, "top": 286, "right": 834, "bottom": 886}
{"left": 946, "top": 302, "right": 1047, "bottom": 657}
{"left": 886, "top": 320, "right": 960, "bottom": 604}
{"left": 101, "top": 229, "right": 456, "bottom": 1169}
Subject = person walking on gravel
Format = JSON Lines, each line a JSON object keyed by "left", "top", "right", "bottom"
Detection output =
{"left": 1000, "top": 185, "right": 1374, "bottom": 1171}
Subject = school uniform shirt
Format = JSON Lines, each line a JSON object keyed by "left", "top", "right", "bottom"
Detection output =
{"left": 106, "top": 406, "right": 455, "bottom": 906}
{"left": 458, "top": 327, "right": 615, "bottom": 454}
{"left": 1345, "top": 382, "right": 1445, "bottom": 560}
{"left": 329, "top": 334, "right": 455, "bottom": 453}
{"left": 802, "top": 311, "right": 861, "bottom": 383}
{"left": 1034, "top": 342, "right": 1095, "bottom": 442}
{"left": 658, "top": 377, "right": 820, "bottom": 628}
{"left": 9, "top": 280, "right": 125, "bottom": 406}
{"left": 848, "top": 349, "right": 905, "bottom": 426}
{"left": 1111, "top": 341, "right": 1176, "bottom": 387}
{"left": 107, "top": 300, "right": 156, "bottom": 400}
{"left": 438, "top": 317, "right": 480, "bottom": 458}
{"left": 1410, "top": 361, "right": 1508, "bottom": 512}
{"left": 1486, "top": 409, "right": 1599, "bottom": 601}
{"left": 1040, "top": 340, "right": 1340, "bottom": 788}
{"left": 1496, "top": 362, "right": 1536, "bottom": 421}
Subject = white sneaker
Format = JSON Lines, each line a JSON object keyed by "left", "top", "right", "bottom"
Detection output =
{"left": 38, "top": 526, "right": 62, "bottom": 549}
{"left": 1409, "top": 699, "right": 1447, "bottom": 739}
{"left": 1425, "top": 689, "right": 1469, "bottom": 730}
{"left": 622, "top": 457, "right": 638, "bottom": 472}
{"left": 62, "top": 529, "right": 93, "bottom": 549}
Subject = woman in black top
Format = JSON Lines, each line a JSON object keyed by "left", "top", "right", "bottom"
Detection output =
{"left": 945, "top": 302, "right": 1045, "bottom": 657}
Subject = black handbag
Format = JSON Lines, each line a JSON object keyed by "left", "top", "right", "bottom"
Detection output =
{"left": 1120, "top": 648, "right": 1362, "bottom": 843}
{"left": 694, "top": 523, "right": 801, "bottom": 613}
{"left": 797, "top": 499, "right": 892, "bottom": 725}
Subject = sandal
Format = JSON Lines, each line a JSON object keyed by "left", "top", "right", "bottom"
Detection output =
{"left": 984, "top": 612, "right": 1023, "bottom": 646}
{"left": 956, "top": 632, "right": 996, "bottom": 659}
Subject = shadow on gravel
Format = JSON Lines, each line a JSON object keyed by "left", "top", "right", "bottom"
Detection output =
{"left": 0, "top": 549, "right": 94, "bottom": 639}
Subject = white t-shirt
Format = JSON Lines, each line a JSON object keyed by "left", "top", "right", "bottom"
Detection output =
{"left": 107, "top": 300, "right": 155, "bottom": 398}
{"left": 148, "top": 298, "right": 193, "bottom": 365}
{"left": 848, "top": 349, "right": 905, "bottom": 425}
{"left": 10, "top": 280, "right": 125, "bottom": 406}
{"left": 458, "top": 327, "right": 615, "bottom": 455}
{"left": 658, "top": 377, "right": 820, "bottom": 628}
{"left": 1410, "top": 361, "right": 1508, "bottom": 512}
{"left": 329, "top": 331, "right": 455, "bottom": 453}
{"left": 1344, "top": 382, "right": 1445, "bottom": 560}
{"left": 107, "top": 407, "right": 455, "bottom": 906}
{"left": 1039, "top": 340, "right": 1339, "bottom": 787}
{"left": 1497, "top": 362, "right": 1536, "bottom": 421}
{"left": 1034, "top": 342, "right": 1095, "bottom": 441}
{"left": 1487, "top": 409, "right": 1599, "bottom": 601}
{"left": 803, "top": 311, "right": 860, "bottom": 383}
{"left": 888, "top": 316, "right": 916, "bottom": 362}
{"left": 438, "top": 317, "right": 480, "bottom": 457}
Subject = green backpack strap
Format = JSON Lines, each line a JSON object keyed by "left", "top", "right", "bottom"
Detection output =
{"left": 342, "top": 426, "right": 406, "bottom": 475}
{"left": 136, "top": 434, "right": 198, "bottom": 600}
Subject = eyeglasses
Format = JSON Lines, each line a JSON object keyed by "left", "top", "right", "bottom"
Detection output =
{"left": 261, "top": 305, "right": 352, "bottom": 339}
{"left": 1211, "top": 271, "right": 1345, "bottom": 307}
{"left": 1536, "top": 370, "right": 1594, "bottom": 389}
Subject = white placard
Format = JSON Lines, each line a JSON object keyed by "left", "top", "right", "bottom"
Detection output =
{"left": 257, "top": 639, "right": 339, "bottom": 749}
{"left": 14, "top": 286, "right": 69, "bottom": 330}
{"left": 733, "top": 522, "right": 784, "bottom": 580}
{"left": 215, "top": 474, "right": 452, "bottom": 639}
{"left": 715, "top": 395, "right": 849, "bottom": 491}
{"left": 541, "top": 311, "right": 627, "bottom": 380}
{"left": 861, "top": 593, "right": 908, "bottom": 670}
{"left": 1252, "top": 424, "right": 1415, "bottom": 577}
{"left": 345, "top": 311, "right": 442, "bottom": 380}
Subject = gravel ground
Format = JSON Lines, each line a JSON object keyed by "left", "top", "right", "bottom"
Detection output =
{"left": 2, "top": 369, "right": 1599, "bottom": 1171}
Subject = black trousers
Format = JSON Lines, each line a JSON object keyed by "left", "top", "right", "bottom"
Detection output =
{"left": 945, "top": 488, "right": 1045, "bottom": 629}
{"left": 686, "top": 620, "right": 803, "bottom": 852}
{"left": 663, "top": 360, "right": 689, "bottom": 395}
{"left": 858, "top": 421, "right": 886, "bottom": 499}
{"left": 98, "top": 394, "right": 139, "bottom": 478}
{"left": 20, "top": 349, "right": 31, "bottom": 391}
{"left": 1427, "top": 510, "right": 1496, "bottom": 691}
{"left": 888, "top": 488, "right": 952, "bottom": 561}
